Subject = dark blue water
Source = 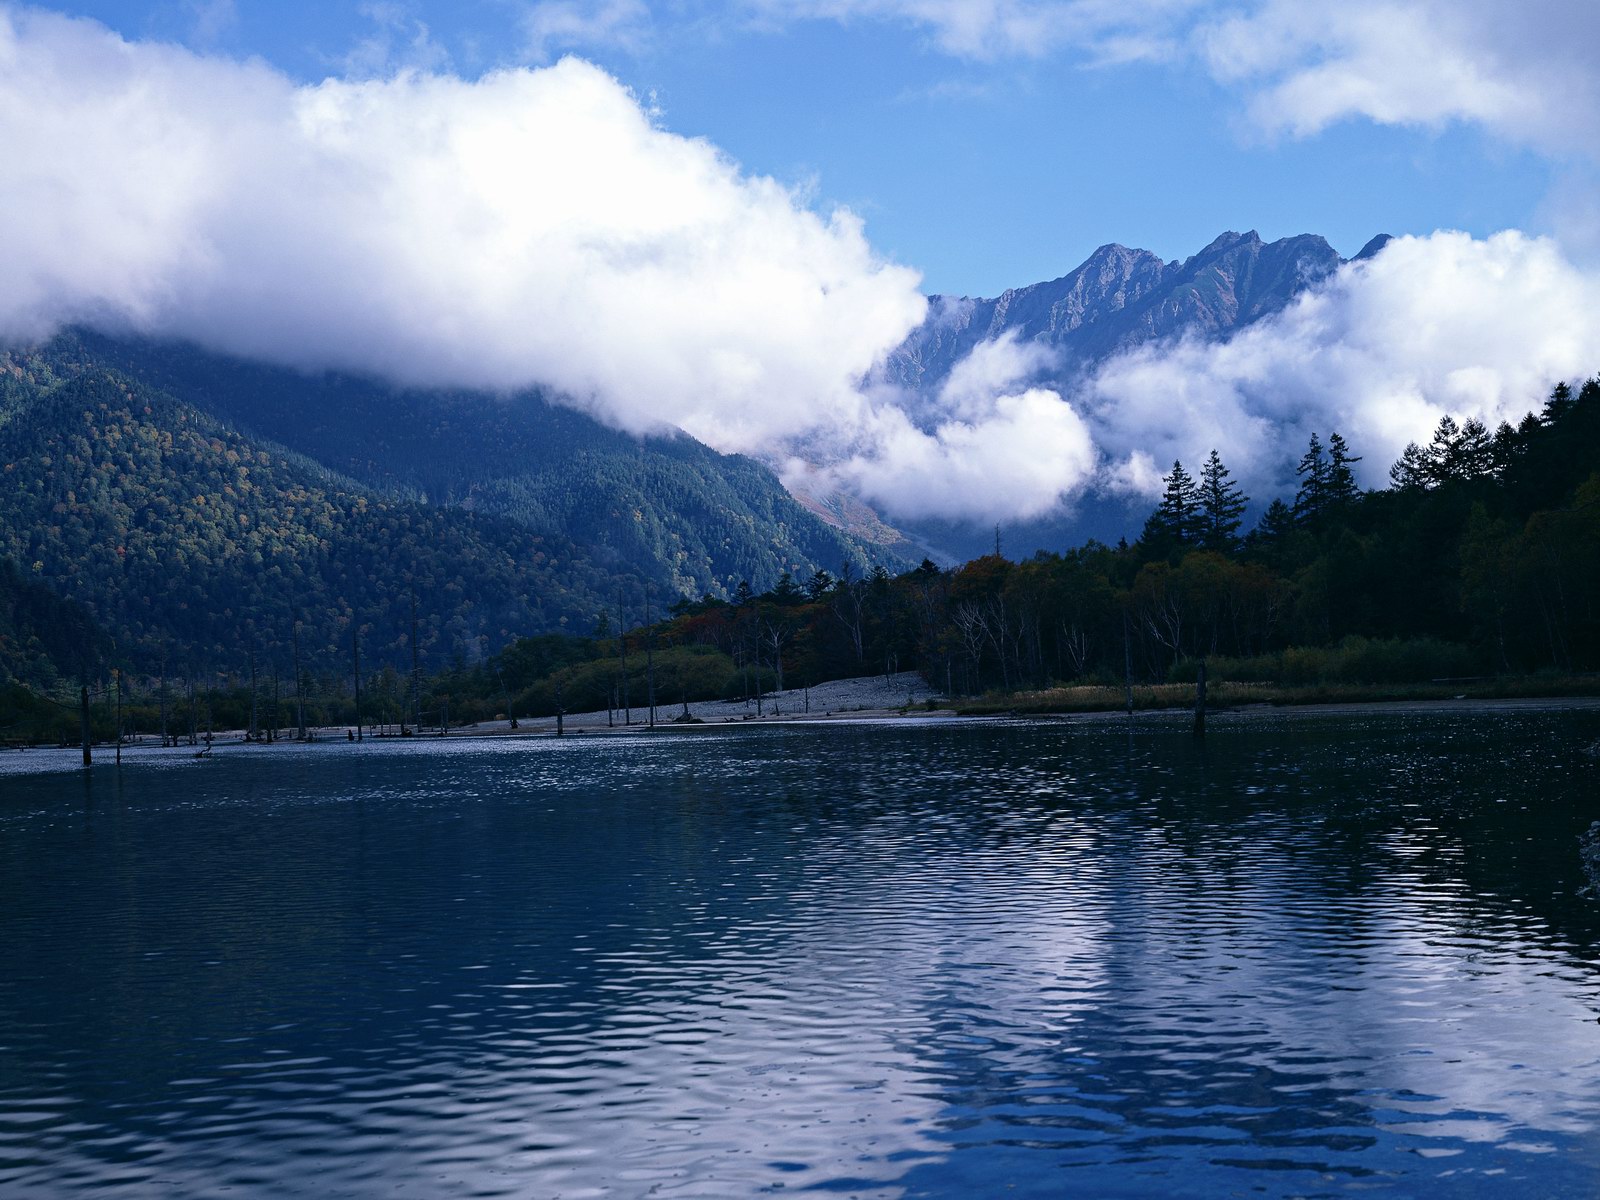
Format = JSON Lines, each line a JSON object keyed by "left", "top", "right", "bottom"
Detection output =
{"left": 3, "top": 710, "right": 1600, "bottom": 1197}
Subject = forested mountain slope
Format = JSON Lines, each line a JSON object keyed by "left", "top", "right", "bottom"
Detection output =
{"left": 0, "top": 333, "right": 905, "bottom": 679}
{"left": 61, "top": 331, "right": 898, "bottom": 595}
{"left": 0, "top": 558, "right": 108, "bottom": 690}
{"left": 0, "top": 365, "right": 636, "bottom": 673}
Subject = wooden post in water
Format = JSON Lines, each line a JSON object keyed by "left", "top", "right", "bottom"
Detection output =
{"left": 248, "top": 649, "right": 259, "bottom": 742}
{"left": 80, "top": 685, "right": 91, "bottom": 767}
{"left": 645, "top": 587, "right": 656, "bottom": 729}
{"left": 555, "top": 680, "right": 565, "bottom": 738}
{"left": 159, "top": 653, "right": 169, "bottom": 747}
{"left": 352, "top": 627, "right": 362, "bottom": 741}
{"left": 1193, "top": 660, "right": 1207, "bottom": 738}
{"left": 115, "top": 670, "right": 122, "bottom": 765}
{"left": 1122, "top": 614, "right": 1134, "bottom": 716}
{"left": 753, "top": 638, "right": 764, "bottom": 718}
{"left": 292, "top": 616, "right": 307, "bottom": 740}
{"left": 617, "top": 587, "right": 630, "bottom": 726}
{"left": 409, "top": 592, "right": 421, "bottom": 734}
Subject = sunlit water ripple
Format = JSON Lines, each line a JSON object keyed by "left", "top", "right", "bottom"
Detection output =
{"left": 2, "top": 710, "right": 1599, "bottom": 1197}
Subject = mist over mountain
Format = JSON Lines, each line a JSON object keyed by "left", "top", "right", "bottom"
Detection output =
{"left": 882, "top": 230, "right": 1348, "bottom": 397}
{"left": 843, "top": 230, "right": 1355, "bottom": 560}
{"left": 835, "top": 226, "right": 1593, "bottom": 562}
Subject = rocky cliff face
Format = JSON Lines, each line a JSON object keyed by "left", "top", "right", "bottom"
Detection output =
{"left": 882, "top": 230, "right": 1345, "bottom": 394}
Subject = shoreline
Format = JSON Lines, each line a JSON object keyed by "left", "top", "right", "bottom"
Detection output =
{"left": 8, "top": 689, "right": 1599, "bottom": 769}
{"left": 8, "top": 669, "right": 1600, "bottom": 769}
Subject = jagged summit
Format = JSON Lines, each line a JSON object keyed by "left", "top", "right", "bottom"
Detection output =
{"left": 1354, "top": 233, "right": 1395, "bottom": 261}
{"left": 880, "top": 230, "right": 1357, "bottom": 394}
{"left": 1195, "top": 229, "right": 1261, "bottom": 256}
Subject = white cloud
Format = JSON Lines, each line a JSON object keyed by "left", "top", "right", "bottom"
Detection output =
{"left": 809, "top": 227, "right": 1600, "bottom": 522}
{"left": 935, "top": 328, "right": 1056, "bottom": 417}
{"left": 1198, "top": 1, "right": 1600, "bottom": 158}
{"left": 1078, "top": 230, "right": 1600, "bottom": 497}
{"left": 825, "top": 386, "right": 1100, "bottom": 523}
{"left": 0, "top": 7, "right": 927, "bottom": 459}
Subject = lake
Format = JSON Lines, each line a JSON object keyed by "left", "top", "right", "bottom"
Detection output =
{"left": 2, "top": 709, "right": 1600, "bottom": 1197}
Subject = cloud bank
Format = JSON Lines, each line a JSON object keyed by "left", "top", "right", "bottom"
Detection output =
{"left": 0, "top": 6, "right": 926, "bottom": 456}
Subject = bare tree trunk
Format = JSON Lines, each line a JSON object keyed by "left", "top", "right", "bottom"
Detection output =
{"left": 409, "top": 592, "right": 421, "bottom": 733}
{"left": 617, "top": 588, "right": 630, "bottom": 726}
{"left": 352, "top": 628, "right": 362, "bottom": 741}
{"left": 292, "top": 617, "right": 307, "bottom": 740}
{"left": 646, "top": 589, "right": 656, "bottom": 728}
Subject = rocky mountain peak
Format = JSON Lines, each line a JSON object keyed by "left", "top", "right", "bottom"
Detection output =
{"left": 879, "top": 229, "right": 1365, "bottom": 396}
{"left": 1354, "top": 233, "right": 1395, "bottom": 261}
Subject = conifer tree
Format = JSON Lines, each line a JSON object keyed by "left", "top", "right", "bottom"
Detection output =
{"left": 1294, "top": 433, "right": 1331, "bottom": 523}
{"left": 1389, "top": 441, "right": 1432, "bottom": 490}
{"left": 1254, "top": 497, "right": 1297, "bottom": 541}
{"left": 1491, "top": 420, "right": 1521, "bottom": 478}
{"left": 1142, "top": 460, "right": 1201, "bottom": 551}
{"left": 1325, "top": 432, "right": 1362, "bottom": 508}
{"left": 1425, "top": 414, "right": 1461, "bottom": 483}
{"left": 1455, "top": 416, "right": 1494, "bottom": 479}
{"left": 1197, "top": 449, "right": 1248, "bottom": 553}
{"left": 1543, "top": 381, "right": 1574, "bottom": 424}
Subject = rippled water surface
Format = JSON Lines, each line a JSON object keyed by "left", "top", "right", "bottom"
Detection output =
{"left": 3, "top": 710, "right": 1600, "bottom": 1197}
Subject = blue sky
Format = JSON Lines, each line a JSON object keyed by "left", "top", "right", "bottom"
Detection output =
{"left": 34, "top": 1, "right": 1571, "bottom": 296}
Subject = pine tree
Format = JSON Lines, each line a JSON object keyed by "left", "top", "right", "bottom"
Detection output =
{"left": 1294, "top": 433, "right": 1331, "bottom": 523}
{"left": 1325, "top": 432, "right": 1362, "bottom": 509}
{"left": 1389, "top": 441, "right": 1432, "bottom": 490}
{"left": 1424, "top": 414, "right": 1461, "bottom": 483}
{"left": 1455, "top": 416, "right": 1494, "bottom": 479}
{"left": 1141, "top": 460, "right": 1200, "bottom": 552}
{"left": 1491, "top": 420, "right": 1521, "bottom": 478}
{"left": 1197, "top": 449, "right": 1248, "bottom": 554}
{"left": 1543, "top": 381, "right": 1575, "bottom": 424}
{"left": 1159, "top": 459, "right": 1201, "bottom": 543}
{"left": 1254, "top": 497, "right": 1297, "bottom": 542}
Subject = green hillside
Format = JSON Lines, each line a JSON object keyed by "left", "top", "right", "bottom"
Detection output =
{"left": 0, "top": 364, "right": 637, "bottom": 674}
{"left": 0, "top": 333, "right": 903, "bottom": 682}
{"left": 60, "top": 331, "right": 897, "bottom": 598}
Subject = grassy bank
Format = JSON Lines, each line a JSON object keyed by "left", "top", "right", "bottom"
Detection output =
{"left": 953, "top": 673, "right": 1600, "bottom": 716}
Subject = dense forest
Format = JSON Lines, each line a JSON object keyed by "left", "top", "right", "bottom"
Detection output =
{"left": 2, "top": 366, "right": 1596, "bottom": 743}
{"left": 39, "top": 331, "right": 901, "bottom": 597}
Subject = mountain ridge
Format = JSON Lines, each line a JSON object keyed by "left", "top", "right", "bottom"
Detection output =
{"left": 882, "top": 229, "right": 1349, "bottom": 396}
